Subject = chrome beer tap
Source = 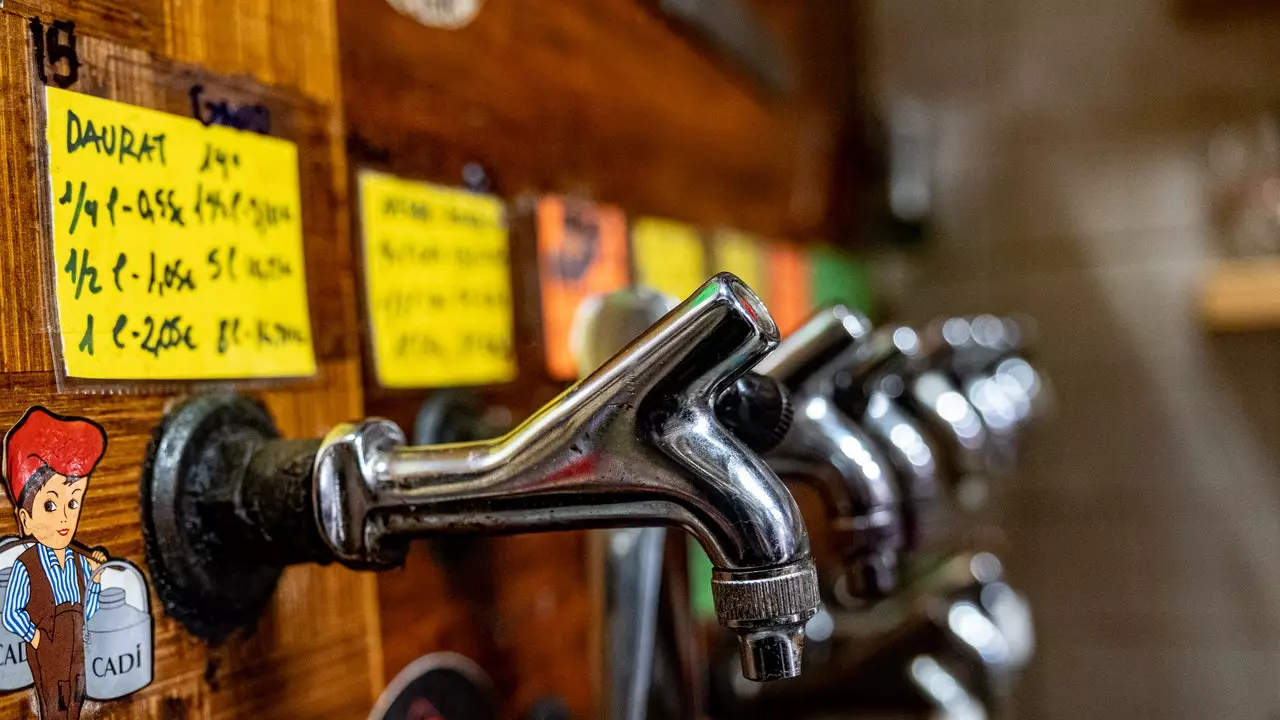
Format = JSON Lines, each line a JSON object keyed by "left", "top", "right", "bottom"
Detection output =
{"left": 819, "top": 317, "right": 957, "bottom": 572}
{"left": 928, "top": 315, "right": 1049, "bottom": 445}
{"left": 747, "top": 307, "right": 906, "bottom": 599}
{"left": 859, "top": 323, "right": 994, "bottom": 513}
{"left": 723, "top": 306, "right": 956, "bottom": 590}
{"left": 141, "top": 273, "right": 820, "bottom": 681}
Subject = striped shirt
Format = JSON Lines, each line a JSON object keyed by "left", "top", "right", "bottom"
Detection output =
{"left": 1, "top": 544, "right": 101, "bottom": 644}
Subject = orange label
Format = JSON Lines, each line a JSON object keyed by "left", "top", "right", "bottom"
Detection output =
{"left": 537, "top": 197, "right": 630, "bottom": 380}
{"left": 766, "top": 244, "right": 812, "bottom": 336}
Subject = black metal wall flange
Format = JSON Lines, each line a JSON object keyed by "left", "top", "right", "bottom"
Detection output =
{"left": 141, "top": 393, "right": 330, "bottom": 641}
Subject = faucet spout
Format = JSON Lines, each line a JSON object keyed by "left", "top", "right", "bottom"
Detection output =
{"left": 142, "top": 273, "right": 819, "bottom": 681}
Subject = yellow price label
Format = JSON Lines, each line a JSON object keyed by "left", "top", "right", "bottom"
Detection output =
{"left": 631, "top": 217, "right": 707, "bottom": 301}
{"left": 358, "top": 171, "right": 516, "bottom": 388}
{"left": 45, "top": 87, "right": 316, "bottom": 381}
{"left": 710, "top": 228, "right": 767, "bottom": 296}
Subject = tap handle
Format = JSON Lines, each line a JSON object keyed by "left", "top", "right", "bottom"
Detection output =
{"left": 714, "top": 372, "right": 793, "bottom": 454}
{"left": 923, "top": 315, "right": 1035, "bottom": 378}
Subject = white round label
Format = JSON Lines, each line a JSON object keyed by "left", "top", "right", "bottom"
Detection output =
{"left": 385, "top": 0, "right": 485, "bottom": 29}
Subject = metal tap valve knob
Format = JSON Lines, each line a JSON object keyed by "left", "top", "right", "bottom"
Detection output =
{"left": 714, "top": 372, "right": 794, "bottom": 454}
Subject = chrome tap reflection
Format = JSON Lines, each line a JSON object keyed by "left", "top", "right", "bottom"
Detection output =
{"left": 922, "top": 315, "right": 1051, "bottom": 474}
{"left": 864, "top": 324, "right": 993, "bottom": 512}
{"left": 925, "top": 552, "right": 1035, "bottom": 709}
{"left": 909, "top": 654, "right": 989, "bottom": 720}
{"left": 861, "top": 392, "right": 953, "bottom": 559}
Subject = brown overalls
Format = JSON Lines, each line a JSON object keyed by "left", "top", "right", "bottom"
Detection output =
{"left": 16, "top": 545, "right": 87, "bottom": 720}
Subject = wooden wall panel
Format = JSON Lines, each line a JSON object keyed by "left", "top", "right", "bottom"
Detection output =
{"left": 376, "top": 533, "right": 596, "bottom": 716}
{"left": 337, "top": 1, "right": 860, "bottom": 717}
{"left": 0, "top": 1, "right": 379, "bottom": 718}
{"left": 0, "top": 11, "right": 59, "bottom": 375}
{"left": 0, "top": 0, "right": 867, "bottom": 717}
{"left": 336, "top": 0, "right": 842, "bottom": 238}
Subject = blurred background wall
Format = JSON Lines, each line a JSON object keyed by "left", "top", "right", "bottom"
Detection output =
{"left": 864, "top": 0, "right": 1280, "bottom": 717}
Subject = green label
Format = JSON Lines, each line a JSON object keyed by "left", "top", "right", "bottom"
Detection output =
{"left": 688, "top": 538, "right": 716, "bottom": 621}
{"left": 809, "top": 246, "right": 872, "bottom": 314}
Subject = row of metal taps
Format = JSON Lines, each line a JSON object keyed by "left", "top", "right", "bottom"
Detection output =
{"left": 136, "top": 272, "right": 1046, "bottom": 703}
{"left": 575, "top": 282, "right": 1046, "bottom": 719}
{"left": 709, "top": 303, "right": 1045, "bottom": 719}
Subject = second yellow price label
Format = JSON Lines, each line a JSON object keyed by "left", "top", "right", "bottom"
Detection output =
{"left": 631, "top": 217, "right": 707, "bottom": 301}
{"left": 359, "top": 171, "right": 516, "bottom": 388}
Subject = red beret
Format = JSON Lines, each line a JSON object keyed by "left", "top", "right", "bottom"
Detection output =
{"left": 3, "top": 406, "right": 107, "bottom": 503}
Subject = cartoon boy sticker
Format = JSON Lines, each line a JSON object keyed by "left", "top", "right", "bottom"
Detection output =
{"left": 0, "top": 407, "right": 110, "bottom": 720}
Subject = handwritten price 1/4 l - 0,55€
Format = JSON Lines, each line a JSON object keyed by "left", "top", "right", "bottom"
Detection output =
{"left": 45, "top": 86, "right": 316, "bottom": 381}
{"left": 56, "top": 178, "right": 293, "bottom": 236}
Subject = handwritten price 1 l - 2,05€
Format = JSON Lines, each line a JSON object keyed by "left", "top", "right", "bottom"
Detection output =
{"left": 66, "top": 312, "right": 196, "bottom": 359}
